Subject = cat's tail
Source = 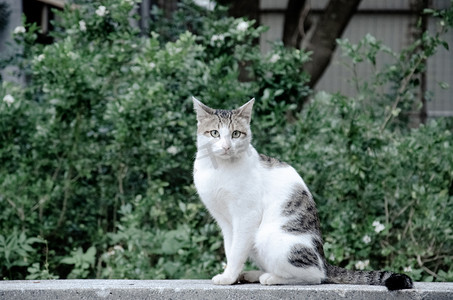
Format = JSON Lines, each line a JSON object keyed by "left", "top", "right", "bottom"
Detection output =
{"left": 324, "top": 264, "right": 414, "bottom": 290}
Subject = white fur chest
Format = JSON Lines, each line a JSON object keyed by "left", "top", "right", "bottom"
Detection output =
{"left": 193, "top": 148, "right": 263, "bottom": 214}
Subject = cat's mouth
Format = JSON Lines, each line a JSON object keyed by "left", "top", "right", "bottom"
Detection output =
{"left": 216, "top": 149, "right": 234, "bottom": 158}
{"left": 220, "top": 150, "right": 232, "bottom": 157}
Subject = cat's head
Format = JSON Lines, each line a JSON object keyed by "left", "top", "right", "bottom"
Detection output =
{"left": 193, "top": 97, "right": 254, "bottom": 160}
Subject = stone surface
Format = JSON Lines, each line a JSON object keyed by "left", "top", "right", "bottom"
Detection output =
{"left": 1, "top": 280, "right": 452, "bottom": 300}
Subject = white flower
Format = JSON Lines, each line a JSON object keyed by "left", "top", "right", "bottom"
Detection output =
{"left": 375, "top": 224, "right": 385, "bottom": 233}
{"left": 167, "top": 146, "right": 178, "bottom": 155}
{"left": 210, "top": 34, "right": 225, "bottom": 44}
{"left": 193, "top": 0, "right": 215, "bottom": 11}
{"left": 329, "top": 254, "right": 335, "bottom": 261}
{"left": 372, "top": 220, "right": 385, "bottom": 233}
{"left": 35, "top": 54, "right": 45, "bottom": 62}
{"left": 236, "top": 21, "right": 249, "bottom": 32}
{"left": 149, "top": 62, "right": 156, "bottom": 70}
{"left": 79, "top": 20, "right": 87, "bottom": 32}
{"left": 13, "top": 26, "right": 26, "bottom": 35}
{"left": 365, "top": 33, "right": 376, "bottom": 44}
{"left": 355, "top": 259, "right": 370, "bottom": 270}
{"left": 210, "top": 34, "right": 225, "bottom": 46}
{"left": 269, "top": 54, "right": 280, "bottom": 63}
{"left": 362, "top": 235, "right": 371, "bottom": 244}
{"left": 404, "top": 266, "right": 413, "bottom": 272}
{"left": 95, "top": 5, "right": 107, "bottom": 17}
{"left": 3, "top": 94, "right": 15, "bottom": 106}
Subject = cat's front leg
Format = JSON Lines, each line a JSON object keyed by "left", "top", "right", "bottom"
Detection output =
{"left": 213, "top": 247, "right": 249, "bottom": 285}
{"left": 212, "top": 216, "right": 259, "bottom": 285}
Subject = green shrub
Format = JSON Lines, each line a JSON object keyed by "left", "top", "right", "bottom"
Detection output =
{"left": 284, "top": 92, "right": 453, "bottom": 282}
{"left": 0, "top": 0, "right": 452, "bottom": 281}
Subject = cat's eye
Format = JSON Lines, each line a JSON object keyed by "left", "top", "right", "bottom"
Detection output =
{"left": 210, "top": 130, "right": 220, "bottom": 138}
{"left": 232, "top": 130, "right": 242, "bottom": 138}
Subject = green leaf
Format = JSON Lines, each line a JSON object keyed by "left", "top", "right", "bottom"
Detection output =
{"left": 438, "top": 81, "right": 449, "bottom": 89}
{"left": 61, "top": 257, "right": 76, "bottom": 265}
{"left": 391, "top": 108, "right": 401, "bottom": 117}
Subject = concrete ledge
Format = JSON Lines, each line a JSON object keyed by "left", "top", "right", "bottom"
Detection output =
{"left": 1, "top": 280, "right": 452, "bottom": 300}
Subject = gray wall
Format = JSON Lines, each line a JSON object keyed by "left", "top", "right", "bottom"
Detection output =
{"left": 260, "top": 0, "right": 453, "bottom": 117}
{"left": 0, "top": 0, "right": 23, "bottom": 83}
{"left": 1, "top": 0, "right": 452, "bottom": 117}
{"left": 0, "top": 0, "right": 22, "bottom": 55}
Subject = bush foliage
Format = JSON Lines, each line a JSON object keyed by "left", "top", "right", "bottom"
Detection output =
{"left": 1, "top": 0, "right": 452, "bottom": 281}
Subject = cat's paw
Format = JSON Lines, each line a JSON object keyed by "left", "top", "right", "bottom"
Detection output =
{"left": 259, "top": 273, "right": 283, "bottom": 285}
{"left": 238, "top": 270, "right": 264, "bottom": 283}
{"left": 212, "top": 273, "right": 238, "bottom": 285}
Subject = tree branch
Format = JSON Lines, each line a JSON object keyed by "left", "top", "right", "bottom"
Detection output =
{"left": 303, "top": 0, "right": 362, "bottom": 90}
{"left": 282, "top": 0, "right": 309, "bottom": 49}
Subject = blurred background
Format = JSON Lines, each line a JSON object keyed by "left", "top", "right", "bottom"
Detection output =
{"left": 1, "top": 0, "right": 452, "bottom": 122}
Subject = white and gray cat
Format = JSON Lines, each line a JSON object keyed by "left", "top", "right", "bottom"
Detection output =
{"left": 192, "top": 97, "right": 413, "bottom": 290}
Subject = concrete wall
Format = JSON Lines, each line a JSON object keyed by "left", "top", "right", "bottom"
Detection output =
{"left": 1, "top": 280, "right": 453, "bottom": 300}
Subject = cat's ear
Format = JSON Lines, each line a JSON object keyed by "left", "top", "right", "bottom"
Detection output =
{"left": 236, "top": 98, "right": 255, "bottom": 123}
{"left": 192, "top": 96, "right": 214, "bottom": 122}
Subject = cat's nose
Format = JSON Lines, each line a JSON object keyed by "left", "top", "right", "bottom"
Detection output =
{"left": 221, "top": 140, "right": 232, "bottom": 151}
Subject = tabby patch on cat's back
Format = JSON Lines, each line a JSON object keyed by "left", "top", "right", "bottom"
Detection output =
{"left": 259, "top": 153, "right": 288, "bottom": 168}
{"left": 192, "top": 97, "right": 414, "bottom": 290}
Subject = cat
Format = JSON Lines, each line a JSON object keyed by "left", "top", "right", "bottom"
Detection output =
{"left": 192, "top": 97, "right": 414, "bottom": 290}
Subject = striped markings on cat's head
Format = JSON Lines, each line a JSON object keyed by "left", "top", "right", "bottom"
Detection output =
{"left": 193, "top": 97, "right": 255, "bottom": 163}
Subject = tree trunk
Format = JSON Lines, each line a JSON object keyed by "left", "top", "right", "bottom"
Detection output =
{"left": 217, "top": 0, "right": 260, "bottom": 24}
{"left": 217, "top": 0, "right": 362, "bottom": 105}
{"left": 282, "top": 0, "right": 309, "bottom": 49}
{"left": 410, "top": 0, "right": 429, "bottom": 126}
{"left": 304, "top": 0, "right": 362, "bottom": 90}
